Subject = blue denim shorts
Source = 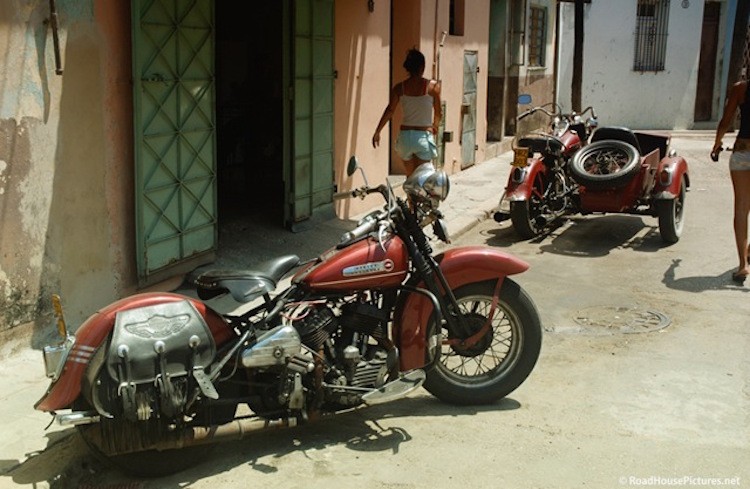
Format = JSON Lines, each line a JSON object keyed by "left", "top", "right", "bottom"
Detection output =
{"left": 729, "top": 150, "right": 750, "bottom": 171}
{"left": 395, "top": 130, "right": 438, "bottom": 161}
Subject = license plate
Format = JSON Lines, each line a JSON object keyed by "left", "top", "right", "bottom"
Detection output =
{"left": 512, "top": 147, "right": 529, "bottom": 167}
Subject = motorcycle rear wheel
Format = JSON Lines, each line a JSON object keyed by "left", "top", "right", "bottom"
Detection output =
{"left": 423, "top": 278, "right": 542, "bottom": 405}
{"left": 509, "top": 200, "right": 540, "bottom": 239}
{"left": 509, "top": 172, "right": 546, "bottom": 239}
{"left": 77, "top": 419, "right": 213, "bottom": 477}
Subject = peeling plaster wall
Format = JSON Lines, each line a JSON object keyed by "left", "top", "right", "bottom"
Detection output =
{"left": 0, "top": 2, "right": 65, "bottom": 333}
{"left": 0, "top": 1, "right": 132, "bottom": 344}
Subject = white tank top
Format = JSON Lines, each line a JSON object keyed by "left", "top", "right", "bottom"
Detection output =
{"left": 401, "top": 80, "right": 433, "bottom": 127}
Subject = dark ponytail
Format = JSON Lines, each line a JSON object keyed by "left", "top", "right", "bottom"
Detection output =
{"left": 403, "top": 48, "right": 425, "bottom": 76}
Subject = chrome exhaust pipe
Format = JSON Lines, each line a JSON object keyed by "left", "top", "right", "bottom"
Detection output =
{"left": 56, "top": 411, "right": 100, "bottom": 426}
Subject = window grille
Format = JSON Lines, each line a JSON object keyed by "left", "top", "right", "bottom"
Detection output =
{"left": 633, "top": 0, "right": 670, "bottom": 71}
{"left": 528, "top": 6, "right": 546, "bottom": 67}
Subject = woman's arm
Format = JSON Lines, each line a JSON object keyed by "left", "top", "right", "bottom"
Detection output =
{"left": 373, "top": 84, "right": 401, "bottom": 148}
{"left": 713, "top": 81, "right": 745, "bottom": 154}
{"left": 430, "top": 80, "right": 442, "bottom": 134}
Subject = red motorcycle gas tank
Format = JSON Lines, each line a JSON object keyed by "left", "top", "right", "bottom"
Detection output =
{"left": 560, "top": 130, "right": 582, "bottom": 155}
{"left": 293, "top": 235, "right": 409, "bottom": 291}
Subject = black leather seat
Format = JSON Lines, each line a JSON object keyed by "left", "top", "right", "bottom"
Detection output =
{"left": 589, "top": 126, "right": 642, "bottom": 154}
{"left": 518, "top": 134, "right": 565, "bottom": 155}
{"left": 195, "top": 254, "right": 301, "bottom": 303}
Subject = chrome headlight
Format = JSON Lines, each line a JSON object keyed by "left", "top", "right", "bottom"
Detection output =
{"left": 402, "top": 162, "right": 450, "bottom": 208}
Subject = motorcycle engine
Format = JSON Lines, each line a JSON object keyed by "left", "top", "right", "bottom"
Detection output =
{"left": 280, "top": 300, "right": 393, "bottom": 407}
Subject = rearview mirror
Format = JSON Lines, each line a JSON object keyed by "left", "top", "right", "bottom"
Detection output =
{"left": 346, "top": 156, "right": 369, "bottom": 187}
{"left": 518, "top": 94, "right": 532, "bottom": 105}
{"left": 347, "top": 156, "right": 359, "bottom": 177}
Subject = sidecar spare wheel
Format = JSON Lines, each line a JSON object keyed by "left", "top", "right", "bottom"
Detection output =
{"left": 569, "top": 140, "right": 640, "bottom": 189}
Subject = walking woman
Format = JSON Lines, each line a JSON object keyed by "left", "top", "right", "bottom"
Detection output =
{"left": 712, "top": 79, "right": 750, "bottom": 283}
{"left": 372, "top": 48, "right": 442, "bottom": 177}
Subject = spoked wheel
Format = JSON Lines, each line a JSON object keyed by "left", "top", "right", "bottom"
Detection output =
{"left": 656, "top": 177, "right": 686, "bottom": 243}
{"left": 423, "top": 279, "right": 543, "bottom": 405}
{"left": 510, "top": 173, "right": 545, "bottom": 239}
{"left": 569, "top": 140, "right": 640, "bottom": 189}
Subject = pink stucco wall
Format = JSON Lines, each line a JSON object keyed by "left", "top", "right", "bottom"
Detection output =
{"left": 334, "top": 0, "right": 493, "bottom": 219}
{"left": 333, "top": 0, "right": 393, "bottom": 218}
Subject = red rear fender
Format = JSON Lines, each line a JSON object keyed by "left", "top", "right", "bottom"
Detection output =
{"left": 653, "top": 155, "right": 689, "bottom": 197}
{"left": 35, "top": 292, "right": 234, "bottom": 412}
{"left": 393, "top": 246, "right": 529, "bottom": 371}
{"left": 504, "top": 158, "right": 547, "bottom": 201}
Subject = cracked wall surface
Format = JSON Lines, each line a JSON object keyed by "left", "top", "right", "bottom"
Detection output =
{"left": 0, "top": 1, "right": 133, "bottom": 345}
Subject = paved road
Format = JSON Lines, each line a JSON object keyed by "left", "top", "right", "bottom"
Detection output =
{"left": 2, "top": 132, "right": 748, "bottom": 488}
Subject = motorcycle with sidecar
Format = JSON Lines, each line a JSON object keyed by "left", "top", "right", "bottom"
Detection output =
{"left": 494, "top": 99, "right": 689, "bottom": 243}
{"left": 493, "top": 100, "right": 598, "bottom": 238}
{"left": 565, "top": 126, "right": 689, "bottom": 243}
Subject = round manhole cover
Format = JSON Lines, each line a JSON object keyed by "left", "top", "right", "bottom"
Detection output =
{"left": 572, "top": 306, "right": 670, "bottom": 334}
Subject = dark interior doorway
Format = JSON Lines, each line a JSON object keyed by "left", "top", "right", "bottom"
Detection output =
{"left": 215, "top": 3, "right": 284, "bottom": 228}
{"left": 694, "top": 2, "right": 720, "bottom": 122}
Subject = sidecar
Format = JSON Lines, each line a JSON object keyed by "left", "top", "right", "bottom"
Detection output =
{"left": 567, "top": 126, "right": 689, "bottom": 243}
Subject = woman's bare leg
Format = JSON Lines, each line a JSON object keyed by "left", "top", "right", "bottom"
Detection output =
{"left": 403, "top": 157, "right": 429, "bottom": 177}
{"left": 730, "top": 170, "right": 750, "bottom": 276}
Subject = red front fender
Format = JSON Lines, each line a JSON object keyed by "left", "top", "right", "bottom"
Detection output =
{"left": 393, "top": 246, "right": 529, "bottom": 371}
{"left": 35, "top": 292, "right": 234, "bottom": 412}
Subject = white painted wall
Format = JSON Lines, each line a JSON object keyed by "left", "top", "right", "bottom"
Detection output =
{"left": 557, "top": 0, "right": 708, "bottom": 130}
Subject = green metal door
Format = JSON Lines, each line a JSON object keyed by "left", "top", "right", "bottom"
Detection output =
{"left": 461, "top": 50, "right": 478, "bottom": 169}
{"left": 288, "top": 0, "right": 335, "bottom": 225}
{"left": 132, "top": 0, "right": 216, "bottom": 284}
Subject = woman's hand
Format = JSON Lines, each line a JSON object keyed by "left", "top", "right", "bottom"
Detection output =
{"left": 372, "top": 132, "right": 381, "bottom": 148}
{"left": 710, "top": 142, "right": 723, "bottom": 162}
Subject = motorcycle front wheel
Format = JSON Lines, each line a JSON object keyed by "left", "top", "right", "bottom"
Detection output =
{"left": 423, "top": 278, "right": 542, "bottom": 405}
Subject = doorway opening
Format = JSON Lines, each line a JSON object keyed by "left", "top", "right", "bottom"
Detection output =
{"left": 215, "top": 3, "right": 284, "bottom": 232}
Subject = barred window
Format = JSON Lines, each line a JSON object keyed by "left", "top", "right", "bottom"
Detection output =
{"left": 528, "top": 6, "right": 546, "bottom": 67}
{"left": 634, "top": 0, "right": 670, "bottom": 71}
{"left": 449, "top": 0, "right": 465, "bottom": 36}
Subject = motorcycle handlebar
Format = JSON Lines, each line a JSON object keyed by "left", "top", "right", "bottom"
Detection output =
{"left": 579, "top": 106, "right": 597, "bottom": 119}
{"left": 339, "top": 211, "right": 383, "bottom": 245}
{"left": 518, "top": 108, "right": 536, "bottom": 120}
{"left": 333, "top": 185, "right": 388, "bottom": 201}
{"left": 518, "top": 106, "right": 557, "bottom": 120}
{"left": 519, "top": 105, "right": 598, "bottom": 122}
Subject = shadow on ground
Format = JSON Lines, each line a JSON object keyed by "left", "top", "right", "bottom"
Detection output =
{"left": 4, "top": 395, "right": 521, "bottom": 488}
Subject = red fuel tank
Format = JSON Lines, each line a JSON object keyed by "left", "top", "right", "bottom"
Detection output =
{"left": 293, "top": 236, "right": 409, "bottom": 291}
{"left": 560, "top": 130, "right": 582, "bottom": 155}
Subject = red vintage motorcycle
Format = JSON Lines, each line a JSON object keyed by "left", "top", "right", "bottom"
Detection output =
{"left": 35, "top": 157, "right": 542, "bottom": 476}
{"left": 493, "top": 100, "right": 598, "bottom": 238}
